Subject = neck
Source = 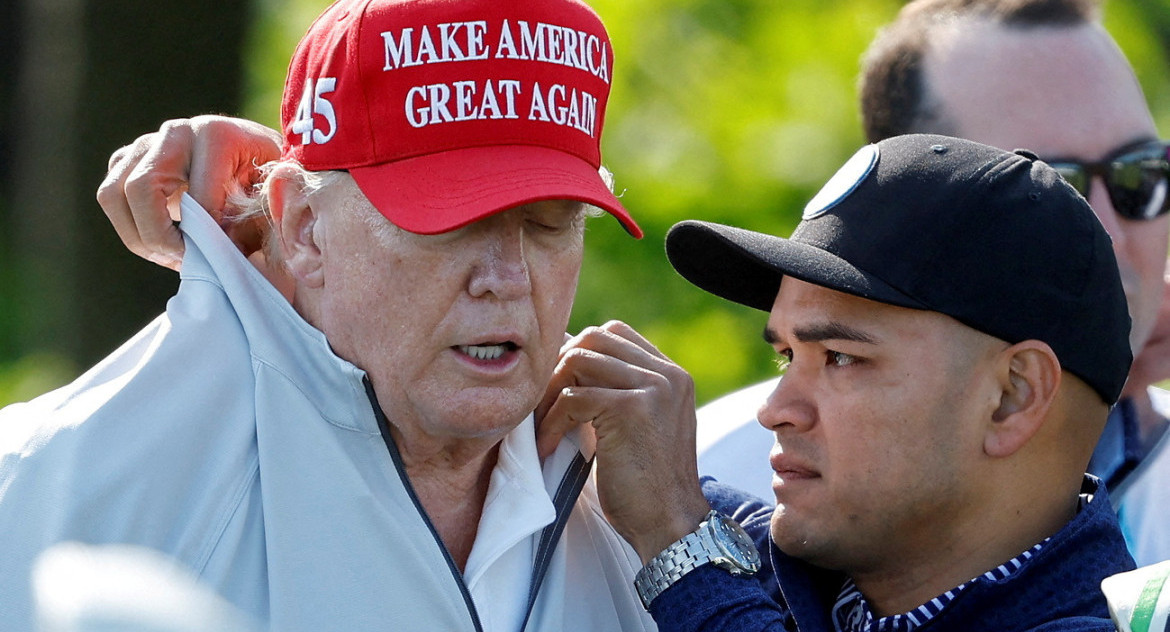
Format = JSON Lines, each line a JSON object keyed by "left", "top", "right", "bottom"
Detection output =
{"left": 850, "top": 488, "right": 1077, "bottom": 617}
{"left": 377, "top": 396, "right": 508, "bottom": 573}
{"left": 399, "top": 435, "right": 501, "bottom": 572}
{"left": 364, "top": 382, "right": 514, "bottom": 573}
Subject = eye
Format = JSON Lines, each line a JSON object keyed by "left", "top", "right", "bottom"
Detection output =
{"left": 526, "top": 206, "right": 584, "bottom": 235}
{"left": 774, "top": 349, "right": 792, "bottom": 375}
{"left": 527, "top": 218, "right": 566, "bottom": 233}
{"left": 828, "top": 351, "right": 857, "bottom": 367}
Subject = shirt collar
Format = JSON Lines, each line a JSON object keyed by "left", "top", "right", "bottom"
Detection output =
{"left": 831, "top": 539, "right": 1049, "bottom": 632}
{"left": 463, "top": 414, "right": 556, "bottom": 588}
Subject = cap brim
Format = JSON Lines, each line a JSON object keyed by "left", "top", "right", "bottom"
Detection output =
{"left": 349, "top": 145, "right": 641, "bottom": 238}
{"left": 665, "top": 220, "right": 927, "bottom": 312}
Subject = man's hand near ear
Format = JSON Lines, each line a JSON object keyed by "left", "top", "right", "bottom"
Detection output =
{"left": 97, "top": 115, "right": 282, "bottom": 270}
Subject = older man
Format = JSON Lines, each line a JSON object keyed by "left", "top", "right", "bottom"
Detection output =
{"left": 697, "top": 0, "right": 1170, "bottom": 567}
{"left": 0, "top": 0, "right": 656, "bottom": 630}
{"left": 549, "top": 134, "right": 1136, "bottom": 630}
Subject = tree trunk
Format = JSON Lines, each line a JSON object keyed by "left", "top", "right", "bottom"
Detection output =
{"left": 4, "top": 0, "right": 250, "bottom": 369}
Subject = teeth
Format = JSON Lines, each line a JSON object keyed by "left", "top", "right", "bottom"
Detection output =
{"left": 459, "top": 344, "right": 508, "bottom": 361}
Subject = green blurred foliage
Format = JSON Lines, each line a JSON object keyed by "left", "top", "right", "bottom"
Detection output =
{"left": 0, "top": 354, "right": 76, "bottom": 407}
{"left": 5, "top": 0, "right": 1170, "bottom": 407}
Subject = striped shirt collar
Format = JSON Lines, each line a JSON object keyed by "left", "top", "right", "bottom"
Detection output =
{"left": 830, "top": 493, "right": 1091, "bottom": 632}
{"left": 830, "top": 540, "right": 1049, "bottom": 632}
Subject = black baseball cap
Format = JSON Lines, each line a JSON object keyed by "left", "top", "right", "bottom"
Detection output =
{"left": 666, "top": 134, "right": 1132, "bottom": 404}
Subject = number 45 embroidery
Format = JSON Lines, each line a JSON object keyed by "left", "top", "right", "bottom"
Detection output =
{"left": 291, "top": 78, "right": 338, "bottom": 145}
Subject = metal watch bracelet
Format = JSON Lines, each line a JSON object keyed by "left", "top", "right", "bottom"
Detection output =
{"left": 633, "top": 510, "right": 760, "bottom": 609}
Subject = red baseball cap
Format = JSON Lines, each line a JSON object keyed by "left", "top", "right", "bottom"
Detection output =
{"left": 281, "top": 0, "right": 641, "bottom": 238}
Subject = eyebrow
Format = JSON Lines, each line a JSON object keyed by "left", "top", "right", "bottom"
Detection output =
{"left": 763, "top": 322, "right": 878, "bottom": 345}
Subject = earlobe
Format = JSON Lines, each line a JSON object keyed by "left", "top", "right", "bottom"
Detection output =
{"left": 270, "top": 169, "right": 325, "bottom": 289}
{"left": 985, "top": 341, "right": 1061, "bottom": 458}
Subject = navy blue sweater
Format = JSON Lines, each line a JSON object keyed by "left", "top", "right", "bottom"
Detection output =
{"left": 651, "top": 476, "right": 1134, "bottom": 631}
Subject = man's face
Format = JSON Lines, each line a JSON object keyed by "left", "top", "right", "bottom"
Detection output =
{"left": 759, "top": 279, "right": 1001, "bottom": 572}
{"left": 310, "top": 176, "right": 585, "bottom": 445}
{"left": 924, "top": 20, "right": 1166, "bottom": 355}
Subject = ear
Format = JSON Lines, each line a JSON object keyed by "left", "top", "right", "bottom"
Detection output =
{"left": 269, "top": 167, "right": 325, "bottom": 289}
{"left": 984, "top": 340, "right": 1062, "bottom": 458}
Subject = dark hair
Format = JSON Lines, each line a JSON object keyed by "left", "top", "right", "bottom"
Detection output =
{"left": 858, "top": 0, "right": 1100, "bottom": 143}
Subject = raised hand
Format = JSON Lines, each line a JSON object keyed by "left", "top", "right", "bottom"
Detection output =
{"left": 97, "top": 115, "right": 282, "bottom": 270}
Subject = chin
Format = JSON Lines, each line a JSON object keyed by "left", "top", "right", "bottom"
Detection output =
{"left": 771, "top": 511, "right": 822, "bottom": 557}
{"left": 441, "top": 391, "right": 539, "bottom": 434}
{"left": 771, "top": 530, "right": 843, "bottom": 570}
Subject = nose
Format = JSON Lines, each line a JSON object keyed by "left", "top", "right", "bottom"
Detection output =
{"left": 468, "top": 221, "right": 532, "bottom": 301}
{"left": 756, "top": 372, "right": 815, "bottom": 434}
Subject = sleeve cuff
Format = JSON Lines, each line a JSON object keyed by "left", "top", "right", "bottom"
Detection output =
{"left": 649, "top": 564, "right": 787, "bottom": 632}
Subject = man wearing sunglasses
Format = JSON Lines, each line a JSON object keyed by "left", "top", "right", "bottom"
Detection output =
{"left": 697, "top": 0, "right": 1170, "bottom": 566}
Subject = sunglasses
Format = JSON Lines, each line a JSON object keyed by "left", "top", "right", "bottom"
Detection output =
{"left": 1046, "top": 141, "right": 1170, "bottom": 221}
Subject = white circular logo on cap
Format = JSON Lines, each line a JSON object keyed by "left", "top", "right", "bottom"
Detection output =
{"left": 802, "top": 144, "right": 879, "bottom": 220}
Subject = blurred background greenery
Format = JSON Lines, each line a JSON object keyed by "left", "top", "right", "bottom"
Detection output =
{"left": 2, "top": 0, "right": 1170, "bottom": 407}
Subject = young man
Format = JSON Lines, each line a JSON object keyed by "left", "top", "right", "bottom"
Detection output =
{"left": 545, "top": 134, "right": 1136, "bottom": 630}
{"left": 698, "top": 0, "right": 1170, "bottom": 567}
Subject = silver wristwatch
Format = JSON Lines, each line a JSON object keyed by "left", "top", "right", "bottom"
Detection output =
{"left": 633, "top": 510, "right": 762, "bottom": 609}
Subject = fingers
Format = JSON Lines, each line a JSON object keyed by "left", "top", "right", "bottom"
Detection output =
{"left": 575, "top": 319, "right": 671, "bottom": 363}
{"left": 536, "top": 321, "right": 694, "bottom": 458}
{"left": 106, "top": 137, "right": 141, "bottom": 172}
{"left": 187, "top": 117, "right": 282, "bottom": 220}
{"left": 125, "top": 120, "right": 198, "bottom": 266}
{"left": 189, "top": 118, "right": 281, "bottom": 258}
{"left": 543, "top": 322, "right": 673, "bottom": 402}
{"left": 536, "top": 384, "right": 637, "bottom": 459}
{"left": 539, "top": 383, "right": 661, "bottom": 454}
{"left": 98, "top": 120, "right": 195, "bottom": 270}
{"left": 96, "top": 115, "right": 284, "bottom": 271}
{"left": 98, "top": 130, "right": 186, "bottom": 270}
{"left": 535, "top": 388, "right": 601, "bottom": 459}
{"left": 536, "top": 323, "right": 661, "bottom": 446}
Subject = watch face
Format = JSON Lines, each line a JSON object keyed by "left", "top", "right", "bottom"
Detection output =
{"left": 710, "top": 514, "right": 762, "bottom": 574}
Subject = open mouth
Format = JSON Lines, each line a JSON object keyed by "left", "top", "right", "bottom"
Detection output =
{"left": 456, "top": 342, "right": 519, "bottom": 361}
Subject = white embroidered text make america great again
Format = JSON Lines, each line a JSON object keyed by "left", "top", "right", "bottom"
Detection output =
{"left": 382, "top": 19, "right": 609, "bottom": 135}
